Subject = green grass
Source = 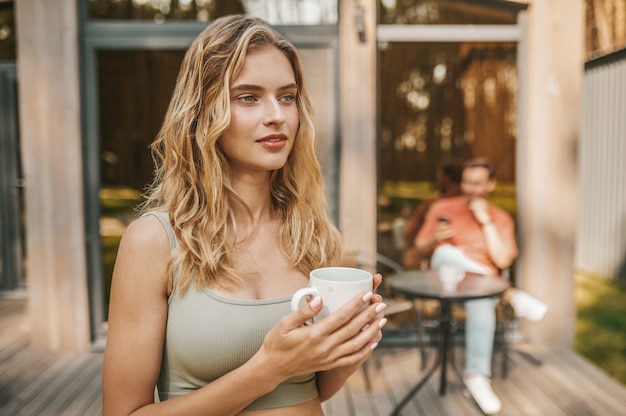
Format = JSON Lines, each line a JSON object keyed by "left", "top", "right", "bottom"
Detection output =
{"left": 100, "top": 187, "right": 144, "bottom": 306}
{"left": 379, "top": 180, "right": 518, "bottom": 219}
{"left": 575, "top": 272, "right": 626, "bottom": 387}
{"left": 102, "top": 234, "right": 122, "bottom": 306}
{"left": 99, "top": 187, "right": 143, "bottom": 215}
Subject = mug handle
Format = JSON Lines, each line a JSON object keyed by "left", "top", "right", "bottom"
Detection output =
{"left": 291, "top": 287, "right": 320, "bottom": 325}
{"left": 291, "top": 287, "right": 319, "bottom": 311}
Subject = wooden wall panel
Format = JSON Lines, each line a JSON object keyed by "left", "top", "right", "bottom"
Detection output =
{"left": 577, "top": 53, "right": 626, "bottom": 283}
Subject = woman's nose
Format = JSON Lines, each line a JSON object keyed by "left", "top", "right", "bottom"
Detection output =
{"left": 264, "top": 98, "right": 286, "bottom": 124}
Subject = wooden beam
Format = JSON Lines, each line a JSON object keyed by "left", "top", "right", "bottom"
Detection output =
{"left": 15, "top": 0, "right": 90, "bottom": 352}
{"left": 339, "top": 0, "right": 377, "bottom": 257}
{"left": 516, "top": 0, "right": 584, "bottom": 347}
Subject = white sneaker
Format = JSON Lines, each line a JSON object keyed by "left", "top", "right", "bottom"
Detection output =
{"left": 464, "top": 374, "right": 502, "bottom": 415}
{"left": 510, "top": 291, "right": 548, "bottom": 322}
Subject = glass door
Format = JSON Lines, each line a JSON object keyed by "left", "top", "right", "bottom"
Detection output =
{"left": 96, "top": 49, "right": 186, "bottom": 310}
{"left": 0, "top": 0, "right": 25, "bottom": 293}
{"left": 376, "top": 0, "right": 524, "bottom": 265}
{"left": 82, "top": 1, "right": 340, "bottom": 340}
{"left": 0, "top": 63, "right": 25, "bottom": 293}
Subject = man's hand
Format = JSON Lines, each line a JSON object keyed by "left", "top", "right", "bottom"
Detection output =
{"left": 468, "top": 197, "right": 516, "bottom": 269}
{"left": 468, "top": 197, "right": 492, "bottom": 226}
{"left": 434, "top": 220, "right": 455, "bottom": 242}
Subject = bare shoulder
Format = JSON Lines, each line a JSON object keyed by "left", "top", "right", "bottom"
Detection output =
{"left": 122, "top": 214, "right": 170, "bottom": 250}
{"left": 104, "top": 215, "right": 171, "bottom": 414}
{"left": 112, "top": 214, "right": 171, "bottom": 293}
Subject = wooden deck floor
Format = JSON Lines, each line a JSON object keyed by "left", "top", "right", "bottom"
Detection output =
{"left": 2, "top": 297, "right": 626, "bottom": 416}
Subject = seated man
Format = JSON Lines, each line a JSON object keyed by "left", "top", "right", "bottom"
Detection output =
{"left": 414, "top": 158, "right": 547, "bottom": 415}
{"left": 402, "top": 161, "right": 463, "bottom": 270}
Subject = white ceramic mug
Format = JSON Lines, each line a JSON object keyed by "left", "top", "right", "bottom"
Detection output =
{"left": 291, "top": 267, "right": 373, "bottom": 321}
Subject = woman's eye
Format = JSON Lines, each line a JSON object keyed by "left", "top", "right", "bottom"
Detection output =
{"left": 238, "top": 95, "right": 256, "bottom": 103}
{"left": 281, "top": 94, "right": 296, "bottom": 103}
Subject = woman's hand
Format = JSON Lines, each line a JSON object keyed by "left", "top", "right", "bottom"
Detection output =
{"left": 316, "top": 273, "right": 387, "bottom": 401}
{"left": 257, "top": 289, "right": 386, "bottom": 382}
{"left": 367, "top": 273, "right": 386, "bottom": 328}
{"left": 371, "top": 272, "right": 383, "bottom": 304}
{"left": 253, "top": 278, "right": 386, "bottom": 402}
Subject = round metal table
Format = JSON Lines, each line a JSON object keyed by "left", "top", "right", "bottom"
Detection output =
{"left": 388, "top": 270, "right": 510, "bottom": 416}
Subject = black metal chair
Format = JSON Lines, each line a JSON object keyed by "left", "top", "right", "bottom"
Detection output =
{"left": 343, "top": 251, "right": 431, "bottom": 390}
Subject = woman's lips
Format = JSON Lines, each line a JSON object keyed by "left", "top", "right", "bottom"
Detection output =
{"left": 257, "top": 135, "right": 287, "bottom": 150}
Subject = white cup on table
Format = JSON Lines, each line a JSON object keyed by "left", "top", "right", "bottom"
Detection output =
{"left": 291, "top": 267, "right": 373, "bottom": 322}
{"left": 438, "top": 265, "right": 465, "bottom": 292}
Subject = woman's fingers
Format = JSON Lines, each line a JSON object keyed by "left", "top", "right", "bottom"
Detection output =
{"left": 262, "top": 309, "right": 387, "bottom": 378}
{"left": 277, "top": 295, "right": 323, "bottom": 333}
{"left": 318, "top": 301, "right": 387, "bottom": 359}
{"left": 373, "top": 273, "right": 383, "bottom": 292}
{"left": 312, "top": 291, "right": 376, "bottom": 334}
{"left": 263, "top": 288, "right": 388, "bottom": 376}
{"left": 326, "top": 318, "right": 386, "bottom": 369}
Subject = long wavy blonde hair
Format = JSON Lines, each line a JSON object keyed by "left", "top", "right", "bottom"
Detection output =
{"left": 141, "top": 14, "right": 343, "bottom": 295}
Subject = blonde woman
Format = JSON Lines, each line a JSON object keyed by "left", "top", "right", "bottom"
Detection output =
{"left": 102, "top": 14, "right": 387, "bottom": 416}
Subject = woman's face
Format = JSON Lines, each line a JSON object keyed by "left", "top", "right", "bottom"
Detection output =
{"left": 219, "top": 45, "right": 299, "bottom": 178}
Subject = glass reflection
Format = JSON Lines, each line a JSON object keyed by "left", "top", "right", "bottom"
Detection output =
{"left": 89, "top": 0, "right": 245, "bottom": 22}
{"left": 97, "top": 49, "right": 185, "bottom": 306}
{"left": 88, "top": 0, "right": 338, "bottom": 25}
{"left": 378, "top": 41, "right": 518, "bottom": 260}
{"left": 380, "top": 42, "right": 517, "bottom": 182}
{"left": 0, "top": 2, "right": 16, "bottom": 60}
{"left": 96, "top": 45, "right": 338, "bottom": 306}
{"left": 98, "top": 50, "right": 185, "bottom": 191}
{"left": 378, "top": 0, "right": 521, "bottom": 25}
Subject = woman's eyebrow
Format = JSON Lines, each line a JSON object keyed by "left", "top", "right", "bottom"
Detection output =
{"left": 230, "top": 83, "right": 298, "bottom": 93}
{"left": 231, "top": 84, "right": 263, "bottom": 93}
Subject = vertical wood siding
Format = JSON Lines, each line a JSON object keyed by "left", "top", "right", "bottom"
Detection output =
{"left": 577, "top": 50, "right": 626, "bottom": 283}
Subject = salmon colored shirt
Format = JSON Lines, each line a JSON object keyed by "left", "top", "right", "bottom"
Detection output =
{"left": 416, "top": 196, "right": 518, "bottom": 275}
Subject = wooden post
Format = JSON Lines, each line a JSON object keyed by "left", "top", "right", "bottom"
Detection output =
{"left": 339, "top": 0, "right": 377, "bottom": 256}
{"left": 15, "top": 0, "right": 91, "bottom": 351}
{"left": 517, "top": 0, "right": 584, "bottom": 347}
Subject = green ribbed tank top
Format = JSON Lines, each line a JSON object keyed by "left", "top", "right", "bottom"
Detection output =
{"left": 146, "top": 212, "right": 318, "bottom": 410}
